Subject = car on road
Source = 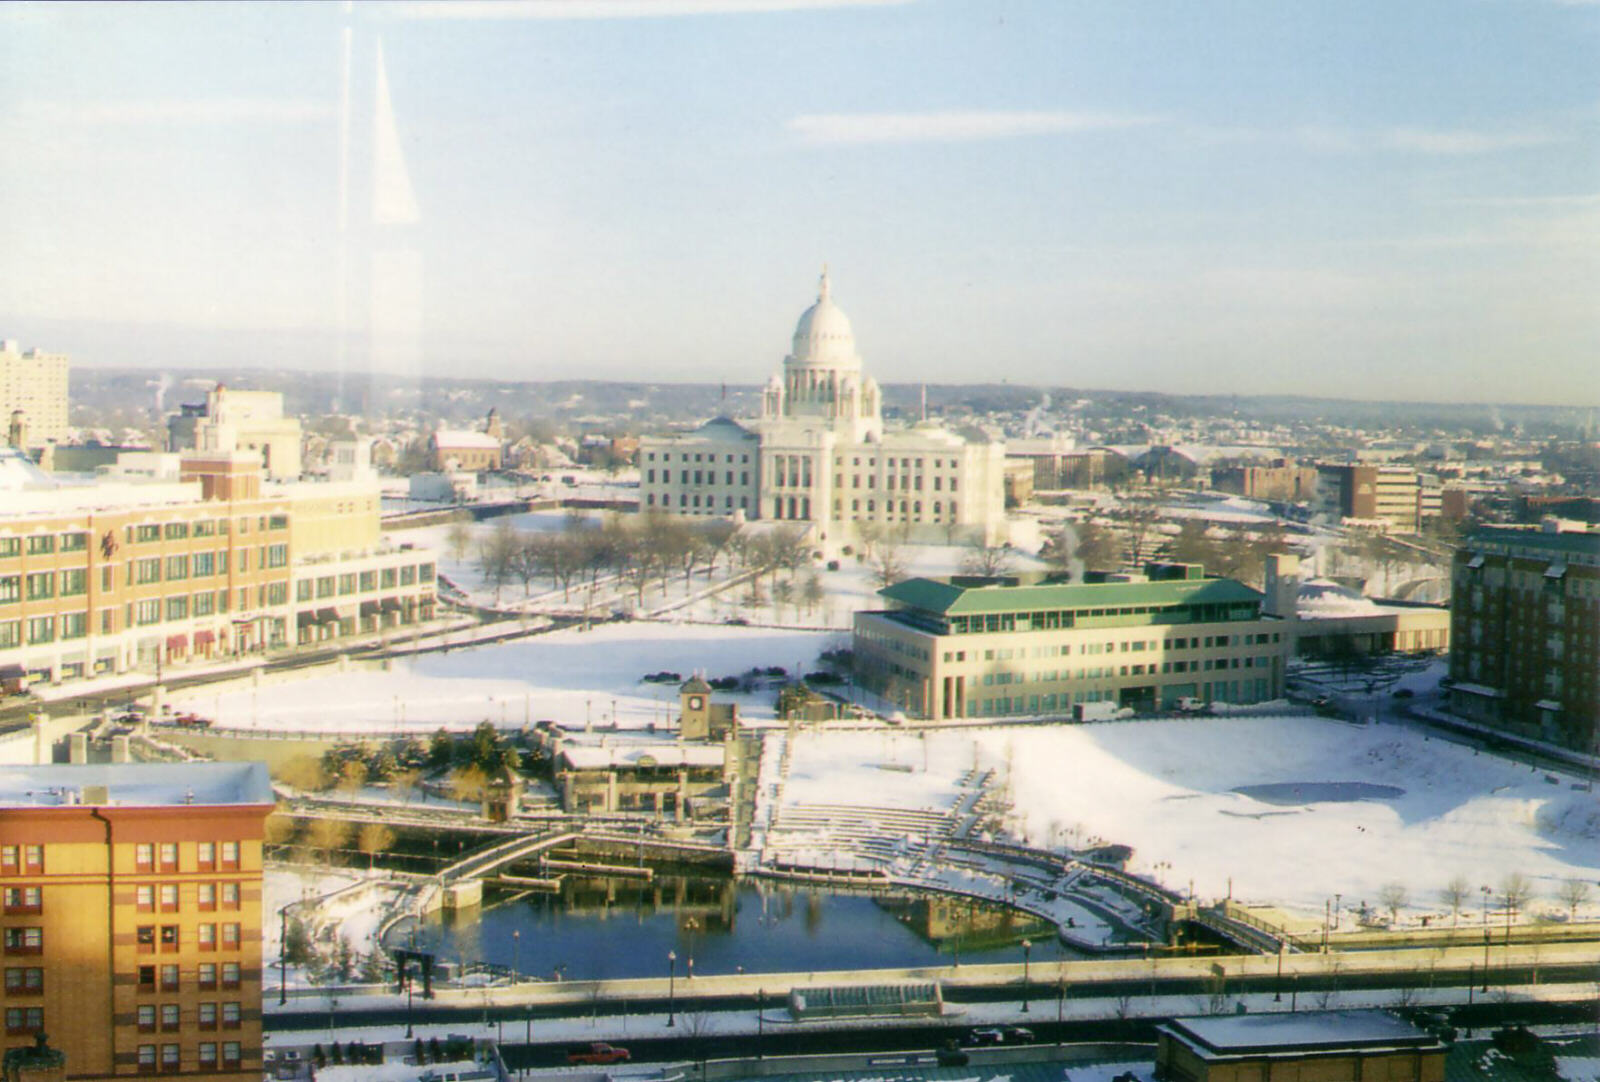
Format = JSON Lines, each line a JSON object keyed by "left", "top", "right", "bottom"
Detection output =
{"left": 567, "top": 1043, "right": 630, "bottom": 1066}
{"left": 969, "top": 1027, "right": 1035, "bottom": 1046}
{"left": 936, "top": 1041, "right": 969, "bottom": 1066}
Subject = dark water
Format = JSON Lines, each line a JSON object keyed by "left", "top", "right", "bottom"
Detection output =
{"left": 393, "top": 875, "right": 1071, "bottom": 981}
{"left": 1232, "top": 781, "right": 1406, "bottom": 806}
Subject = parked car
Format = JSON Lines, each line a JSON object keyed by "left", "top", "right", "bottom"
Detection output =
{"left": 970, "top": 1026, "right": 1035, "bottom": 1046}
{"left": 567, "top": 1043, "right": 630, "bottom": 1065}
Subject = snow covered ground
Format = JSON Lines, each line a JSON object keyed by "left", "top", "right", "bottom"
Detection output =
{"left": 772, "top": 716, "right": 1600, "bottom": 925}
{"left": 170, "top": 623, "right": 845, "bottom": 732}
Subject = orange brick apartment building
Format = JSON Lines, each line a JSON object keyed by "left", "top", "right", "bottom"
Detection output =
{"left": 0, "top": 761, "right": 272, "bottom": 1078}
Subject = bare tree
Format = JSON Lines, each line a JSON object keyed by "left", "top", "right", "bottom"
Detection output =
{"left": 960, "top": 539, "right": 1016, "bottom": 578}
{"left": 1557, "top": 877, "right": 1591, "bottom": 920}
{"left": 1378, "top": 882, "right": 1408, "bottom": 926}
{"left": 392, "top": 768, "right": 422, "bottom": 807}
{"left": 870, "top": 531, "right": 908, "bottom": 588}
{"left": 357, "top": 824, "right": 397, "bottom": 871}
{"left": 1121, "top": 507, "right": 1160, "bottom": 566}
{"left": 337, "top": 759, "right": 369, "bottom": 803}
{"left": 801, "top": 572, "right": 824, "bottom": 617}
{"left": 697, "top": 520, "right": 738, "bottom": 577}
{"left": 1442, "top": 875, "right": 1471, "bottom": 927}
{"left": 307, "top": 818, "right": 352, "bottom": 863}
{"left": 1500, "top": 871, "right": 1535, "bottom": 917}
{"left": 445, "top": 520, "right": 473, "bottom": 562}
{"left": 476, "top": 520, "right": 519, "bottom": 605}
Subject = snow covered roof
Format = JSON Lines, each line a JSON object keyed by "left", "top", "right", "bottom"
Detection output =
{"left": 0, "top": 447, "right": 58, "bottom": 491}
{"left": 880, "top": 574, "right": 1263, "bottom": 616}
{"left": 0, "top": 762, "right": 273, "bottom": 808}
{"left": 433, "top": 430, "right": 501, "bottom": 449}
{"left": 559, "top": 743, "right": 725, "bottom": 770}
{"left": 1163, "top": 1010, "right": 1435, "bottom": 1055}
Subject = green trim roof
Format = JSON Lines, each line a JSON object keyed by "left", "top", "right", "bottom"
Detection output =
{"left": 878, "top": 575, "right": 1263, "bottom": 615}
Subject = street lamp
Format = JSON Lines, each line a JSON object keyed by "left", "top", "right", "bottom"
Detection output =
{"left": 278, "top": 903, "right": 292, "bottom": 1006}
{"left": 1021, "top": 938, "right": 1032, "bottom": 1014}
{"left": 1482, "top": 930, "right": 1490, "bottom": 992}
{"left": 512, "top": 929, "right": 520, "bottom": 984}
{"left": 685, "top": 917, "right": 699, "bottom": 979}
{"left": 667, "top": 950, "right": 677, "bottom": 1027}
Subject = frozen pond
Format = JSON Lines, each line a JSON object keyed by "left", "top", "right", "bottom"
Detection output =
{"left": 1231, "top": 782, "right": 1407, "bottom": 806}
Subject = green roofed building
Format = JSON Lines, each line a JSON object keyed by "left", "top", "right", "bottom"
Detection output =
{"left": 852, "top": 563, "right": 1287, "bottom": 720}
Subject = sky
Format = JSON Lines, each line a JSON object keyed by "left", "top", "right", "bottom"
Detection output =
{"left": 0, "top": 0, "right": 1596, "bottom": 405}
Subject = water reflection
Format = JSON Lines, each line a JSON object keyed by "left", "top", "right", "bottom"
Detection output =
{"left": 396, "top": 874, "right": 1077, "bottom": 981}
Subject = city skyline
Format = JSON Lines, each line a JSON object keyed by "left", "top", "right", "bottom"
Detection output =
{"left": 0, "top": 0, "right": 1596, "bottom": 406}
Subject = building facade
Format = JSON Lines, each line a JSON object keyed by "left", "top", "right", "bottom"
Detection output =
{"left": 1313, "top": 464, "right": 1430, "bottom": 533}
{"left": 0, "top": 342, "right": 69, "bottom": 450}
{"left": 640, "top": 272, "right": 1007, "bottom": 547}
{"left": 853, "top": 564, "right": 1286, "bottom": 720}
{"left": 1155, "top": 1011, "right": 1444, "bottom": 1082}
{"left": 168, "top": 386, "right": 303, "bottom": 482}
{"left": 1449, "top": 523, "right": 1599, "bottom": 752}
{"left": 0, "top": 448, "right": 436, "bottom": 688}
{"left": 0, "top": 761, "right": 272, "bottom": 1078}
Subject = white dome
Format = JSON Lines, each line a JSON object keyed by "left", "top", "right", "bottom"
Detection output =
{"left": 788, "top": 268, "right": 860, "bottom": 370}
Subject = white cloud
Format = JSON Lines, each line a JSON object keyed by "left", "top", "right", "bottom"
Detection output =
{"left": 1379, "top": 126, "right": 1560, "bottom": 155}
{"left": 789, "top": 110, "right": 1162, "bottom": 146}
{"left": 14, "top": 99, "right": 331, "bottom": 126}
{"left": 387, "top": 0, "right": 910, "bottom": 19}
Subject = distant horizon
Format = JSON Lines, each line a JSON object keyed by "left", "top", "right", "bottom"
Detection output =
{"left": 62, "top": 359, "right": 1600, "bottom": 415}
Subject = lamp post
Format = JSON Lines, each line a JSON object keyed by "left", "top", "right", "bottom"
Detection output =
{"left": 685, "top": 917, "right": 699, "bottom": 979}
{"left": 512, "top": 929, "right": 520, "bottom": 984}
{"left": 667, "top": 950, "right": 677, "bottom": 1027}
{"left": 1482, "top": 929, "right": 1490, "bottom": 992}
{"left": 1274, "top": 944, "right": 1284, "bottom": 1002}
{"left": 757, "top": 989, "right": 764, "bottom": 1059}
{"left": 278, "top": 904, "right": 291, "bottom": 1006}
{"left": 1021, "top": 938, "right": 1032, "bottom": 1014}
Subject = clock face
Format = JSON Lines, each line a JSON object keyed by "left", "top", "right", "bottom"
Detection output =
{"left": 689, "top": 696, "right": 704, "bottom": 710}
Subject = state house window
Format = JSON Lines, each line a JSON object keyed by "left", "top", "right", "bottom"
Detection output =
{"left": 4, "top": 968, "right": 42, "bottom": 994}
{"left": 3, "top": 886, "right": 41, "bottom": 914}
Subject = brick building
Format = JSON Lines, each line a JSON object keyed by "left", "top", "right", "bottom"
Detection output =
{"left": 1449, "top": 523, "right": 1600, "bottom": 752}
{"left": 0, "top": 761, "right": 272, "bottom": 1077}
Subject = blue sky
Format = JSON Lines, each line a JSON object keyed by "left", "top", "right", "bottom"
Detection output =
{"left": 0, "top": 0, "right": 1595, "bottom": 404}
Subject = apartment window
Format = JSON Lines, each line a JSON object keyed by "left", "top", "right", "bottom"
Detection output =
{"left": 196, "top": 841, "right": 216, "bottom": 870}
{"left": 0, "top": 539, "right": 16, "bottom": 559}
{"left": 165, "top": 596, "right": 188, "bottom": 621}
{"left": 0, "top": 576, "right": 17, "bottom": 604}
{"left": 159, "top": 964, "right": 179, "bottom": 992}
{"left": 137, "top": 884, "right": 155, "bottom": 912}
{"left": 161, "top": 1043, "right": 180, "bottom": 1072}
{"left": 160, "top": 1003, "right": 180, "bottom": 1032}
{"left": 193, "top": 552, "right": 215, "bottom": 576}
{"left": 0, "top": 620, "right": 17, "bottom": 649}
{"left": 221, "top": 961, "right": 240, "bottom": 989}
{"left": 5, "top": 1007, "right": 43, "bottom": 1036}
{"left": 194, "top": 519, "right": 216, "bottom": 538}
{"left": 198, "top": 1043, "right": 218, "bottom": 1068}
{"left": 198, "top": 883, "right": 216, "bottom": 911}
{"left": 420, "top": 562, "right": 435, "bottom": 583}
{"left": 267, "top": 543, "right": 288, "bottom": 569}
{"left": 269, "top": 514, "right": 288, "bottom": 530}
{"left": 164, "top": 522, "right": 188, "bottom": 541}
{"left": 359, "top": 570, "right": 377, "bottom": 592}
{"left": 25, "top": 535, "right": 54, "bottom": 556}
{"left": 401, "top": 565, "right": 417, "bottom": 586}
{"left": 222, "top": 1001, "right": 242, "bottom": 1029}
{"left": 165, "top": 555, "right": 188, "bottom": 581}
{"left": 3, "top": 887, "right": 41, "bottom": 914}
{"left": 1, "top": 928, "right": 40, "bottom": 955}
{"left": 220, "top": 841, "right": 240, "bottom": 871}
{"left": 223, "top": 1042, "right": 242, "bottom": 1069}
{"left": 193, "top": 591, "right": 214, "bottom": 616}
{"left": 221, "top": 882, "right": 240, "bottom": 910}
{"left": 25, "top": 616, "right": 53, "bottom": 644}
{"left": 136, "top": 557, "right": 161, "bottom": 584}
{"left": 295, "top": 580, "right": 312, "bottom": 602}
{"left": 159, "top": 883, "right": 179, "bottom": 912}
{"left": 221, "top": 922, "right": 240, "bottom": 950}
{"left": 59, "top": 567, "right": 87, "bottom": 597}
{"left": 4, "top": 968, "right": 43, "bottom": 994}
{"left": 135, "top": 843, "right": 154, "bottom": 872}
{"left": 138, "top": 965, "right": 157, "bottom": 992}
{"left": 158, "top": 843, "right": 178, "bottom": 872}
{"left": 198, "top": 923, "right": 216, "bottom": 951}
{"left": 0, "top": 843, "right": 39, "bottom": 874}
{"left": 24, "top": 573, "right": 53, "bottom": 601}
{"left": 137, "top": 925, "right": 156, "bottom": 953}
{"left": 138, "top": 1044, "right": 157, "bottom": 1073}
{"left": 60, "top": 612, "right": 87, "bottom": 640}
{"left": 198, "top": 1002, "right": 218, "bottom": 1030}
{"left": 198, "top": 963, "right": 217, "bottom": 990}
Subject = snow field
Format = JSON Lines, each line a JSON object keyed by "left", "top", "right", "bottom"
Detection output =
{"left": 777, "top": 716, "right": 1600, "bottom": 924}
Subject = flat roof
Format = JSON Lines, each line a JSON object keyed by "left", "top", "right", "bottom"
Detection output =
{"left": 1163, "top": 1010, "right": 1433, "bottom": 1056}
{"left": 0, "top": 762, "right": 273, "bottom": 809}
{"left": 1465, "top": 527, "right": 1600, "bottom": 558}
{"left": 879, "top": 574, "right": 1263, "bottom": 616}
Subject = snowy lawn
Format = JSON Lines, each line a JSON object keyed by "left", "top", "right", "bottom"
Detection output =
{"left": 776, "top": 716, "right": 1600, "bottom": 924}
{"left": 172, "top": 623, "right": 846, "bottom": 732}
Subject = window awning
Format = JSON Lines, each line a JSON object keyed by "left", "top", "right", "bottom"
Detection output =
{"left": 359, "top": 600, "right": 381, "bottom": 617}
{"left": 379, "top": 598, "right": 403, "bottom": 612}
{"left": 1465, "top": 555, "right": 1485, "bottom": 569}
{"left": 316, "top": 607, "right": 340, "bottom": 623}
{"left": 295, "top": 611, "right": 319, "bottom": 628}
{"left": 193, "top": 630, "right": 215, "bottom": 646}
{"left": 165, "top": 634, "right": 188, "bottom": 650}
{"left": 0, "top": 664, "right": 24, "bottom": 681}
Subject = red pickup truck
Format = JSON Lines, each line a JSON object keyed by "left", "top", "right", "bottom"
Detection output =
{"left": 567, "top": 1043, "right": 631, "bottom": 1065}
